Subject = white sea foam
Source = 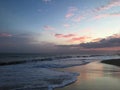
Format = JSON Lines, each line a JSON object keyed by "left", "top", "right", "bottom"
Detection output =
{"left": 0, "top": 61, "right": 79, "bottom": 90}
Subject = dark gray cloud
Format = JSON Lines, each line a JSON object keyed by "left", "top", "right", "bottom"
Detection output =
{"left": 0, "top": 33, "right": 52, "bottom": 53}
{"left": 56, "top": 36, "right": 120, "bottom": 54}
{"left": 80, "top": 38, "right": 120, "bottom": 48}
{"left": 57, "top": 33, "right": 120, "bottom": 49}
{"left": 0, "top": 32, "right": 120, "bottom": 54}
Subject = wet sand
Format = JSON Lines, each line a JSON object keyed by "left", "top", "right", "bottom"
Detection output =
{"left": 55, "top": 61, "right": 120, "bottom": 90}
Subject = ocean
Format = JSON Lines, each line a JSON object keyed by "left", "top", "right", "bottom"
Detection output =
{"left": 0, "top": 53, "right": 120, "bottom": 90}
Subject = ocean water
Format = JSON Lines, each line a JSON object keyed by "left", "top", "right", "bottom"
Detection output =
{"left": 0, "top": 53, "right": 120, "bottom": 90}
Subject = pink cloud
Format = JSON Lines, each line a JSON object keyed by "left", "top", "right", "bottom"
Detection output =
{"left": 68, "top": 36, "right": 91, "bottom": 43}
{"left": 65, "top": 6, "right": 78, "bottom": 19}
{"left": 0, "top": 33, "right": 12, "bottom": 37}
{"left": 72, "top": 16, "right": 84, "bottom": 22}
{"left": 55, "top": 34, "right": 63, "bottom": 38}
{"left": 108, "top": 33, "right": 120, "bottom": 38}
{"left": 94, "top": 13, "right": 120, "bottom": 19}
{"left": 65, "top": 13, "right": 74, "bottom": 18}
{"left": 112, "top": 33, "right": 120, "bottom": 38}
{"left": 92, "top": 38, "right": 102, "bottom": 42}
{"left": 94, "top": 0, "right": 120, "bottom": 12}
{"left": 94, "top": 14, "right": 108, "bottom": 19}
{"left": 68, "top": 7, "right": 78, "bottom": 12}
{"left": 43, "top": 25, "right": 55, "bottom": 30}
{"left": 110, "top": 12, "right": 120, "bottom": 17}
{"left": 63, "top": 24, "right": 70, "bottom": 28}
{"left": 55, "top": 34, "right": 76, "bottom": 38}
{"left": 92, "top": 33, "right": 120, "bottom": 42}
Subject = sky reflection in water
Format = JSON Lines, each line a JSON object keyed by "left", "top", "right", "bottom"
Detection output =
{"left": 56, "top": 61, "right": 120, "bottom": 90}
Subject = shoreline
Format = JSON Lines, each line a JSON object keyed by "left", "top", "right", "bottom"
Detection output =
{"left": 54, "top": 59, "right": 120, "bottom": 90}
{"left": 101, "top": 59, "right": 120, "bottom": 67}
{"left": 55, "top": 61, "right": 120, "bottom": 90}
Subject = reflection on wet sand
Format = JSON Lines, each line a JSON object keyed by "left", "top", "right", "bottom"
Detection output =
{"left": 56, "top": 61, "right": 120, "bottom": 90}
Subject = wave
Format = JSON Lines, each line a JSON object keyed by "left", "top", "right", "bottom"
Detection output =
{"left": 0, "top": 54, "right": 120, "bottom": 90}
{"left": 0, "top": 60, "right": 27, "bottom": 66}
{"left": 0, "top": 54, "right": 120, "bottom": 66}
{"left": 0, "top": 58, "right": 53, "bottom": 66}
{"left": 0, "top": 64, "right": 79, "bottom": 90}
{"left": 0, "top": 55, "right": 87, "bottom": 66}
{"left": 48, "top": 73, "right": 79, "bottom": 90}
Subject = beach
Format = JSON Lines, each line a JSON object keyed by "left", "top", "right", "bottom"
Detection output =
{"left": 0, "top": 54, "right": 120, "bottom": 90}
{"left": 55, "top": 60, "right": 120, "bottom": 90}
{"left": 1, "top": 0, "right": 120, "bottom": 90}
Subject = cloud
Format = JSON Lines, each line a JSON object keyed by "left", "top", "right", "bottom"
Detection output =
{"left": 57, "top": 33, "right": 120, "bottom": 50}
{"left": 0, "top": 32, "right": 119, "bottom": 53}
{"left": 0, "top": 34, "right": 32, "bottom": 48}
{"left": 94, "top": 14, "right": 108, "bottom": 19}
{"left": 94, "top": 12, "right": 120, "bottom": 19}
{"left": 43, "top": 25, "right": 55, "bottom": 30}
{"left": 80, "top": 37, "right": 120, "bottom": 48}
{"left": 0, "top": 33, "right": 81, "bottom": 54}
{"left": 72, "top": 16, "right": 84, "bottom": 22}
{"left": 68, "top": 7, "right": 78, "bottom": 12}
{"left": 0, "top": 33, "right": 12, "bottom": 37}
{"left": 55, "top": 34, "right": 76, "bottom": 38}
{"left": 68, "top": 36, "right": 91, "bottom": 43}
{"left": 92, "top": 38, "right": 102, "bottom": 42}
{"left": 65, "top": 6, "right": 85, "bottom": 22}
{"left": 65, "top": 6, "right": 78, "bottom": 19}
{"left": 65, "top": 13, "right": 74, "bottom": 18}
{"left": 0, "top": 33, "right": 57, "bottom": 53}
{"left": 80, "top": 33, "right": 120, "bottom": 48}
{"left": 42, "top": 0, "right": 51, "bottom": 3}
{"left": 94, "top": 0, "right": 120, "bottom": 12}
{"left": 63, "top": 24, "right": 70, "bottom": 28}
{"left": 109, "top": 33, "right": 120, "bottom": 38}
{"left": 0, "top": 33, "right": 39, "bottom": 43}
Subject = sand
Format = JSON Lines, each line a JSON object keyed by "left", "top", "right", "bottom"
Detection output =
{"left": 55, "top": 61, "right": 120, "bottom": 90}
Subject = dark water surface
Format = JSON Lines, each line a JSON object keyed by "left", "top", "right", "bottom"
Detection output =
{"left": 56, "top": 61, "right": 120, "bottom": 90}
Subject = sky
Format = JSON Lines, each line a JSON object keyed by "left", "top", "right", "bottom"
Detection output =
{"left": 0, "top": 0, "right": 120, "bottom": 54}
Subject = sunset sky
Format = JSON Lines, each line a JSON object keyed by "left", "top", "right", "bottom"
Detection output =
{"left": 0, "top": 0, "right": 120, "bottom": 53}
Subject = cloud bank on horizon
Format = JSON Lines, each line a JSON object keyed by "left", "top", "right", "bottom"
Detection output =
{"left": 0, "top": 0, "right": 120, "bottom": 53}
